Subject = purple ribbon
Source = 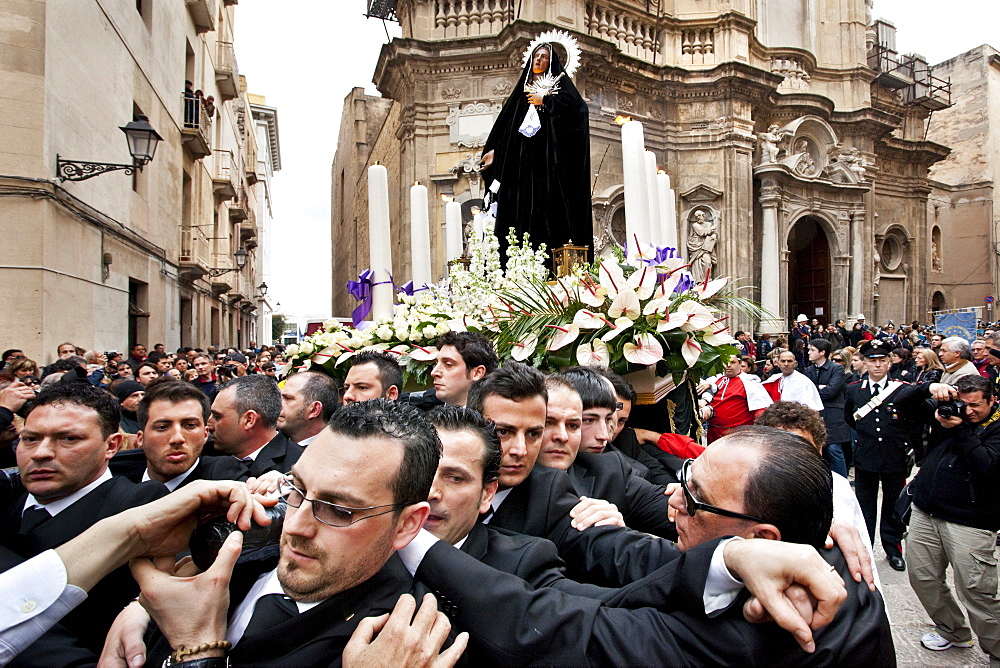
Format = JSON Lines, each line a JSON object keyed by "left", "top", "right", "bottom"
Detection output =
{"left": 347, "top": 269, "right": 374, "bottom": 327}
{"left": 400, "top": 280, "right": 429, "bottom": 296}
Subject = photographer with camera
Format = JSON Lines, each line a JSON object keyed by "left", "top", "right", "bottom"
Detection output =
{"left": 907, "top": 373, "right": 1000, "bottom": 659}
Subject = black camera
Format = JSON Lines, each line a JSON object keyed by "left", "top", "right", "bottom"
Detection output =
{"left": 189, "top": 501, "right": 286, "bottom": 571}
{"left": 937, "top": 399, "right": 967, "bottom": 419}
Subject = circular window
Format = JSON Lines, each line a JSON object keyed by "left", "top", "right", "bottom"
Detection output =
{"left": 881, "top": 235, "right": 903, "bottom": 271}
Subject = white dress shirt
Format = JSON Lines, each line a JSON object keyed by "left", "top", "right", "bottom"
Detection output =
{"left": 762, "top": 370, "right": 824, "bottom": 411}
{"left": 141, "top": 458, "right": 200, "bottom": 492}
{"left": 0, "top": 551, "right": 87, "bottom": 664}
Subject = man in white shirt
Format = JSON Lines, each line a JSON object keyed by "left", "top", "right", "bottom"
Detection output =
{"left": 763, "top": 350, "right": 824, "bottom": 411}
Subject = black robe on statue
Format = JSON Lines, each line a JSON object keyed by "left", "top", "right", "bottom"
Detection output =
{"left": 482, "top": 44, "right": 592, "bottom": 265}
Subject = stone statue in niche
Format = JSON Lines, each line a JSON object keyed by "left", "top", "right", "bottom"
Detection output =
{"left": 873, "top": 239, "right": 881, "bottom": 296}
{"left": 932, "top": 240, "right": 943, "bottom": 272}
{"left": 686, "top": 209, "right": 718, "bottom": 281}
{"left": 755, "top": 124, "right": 791, "bottom": 165}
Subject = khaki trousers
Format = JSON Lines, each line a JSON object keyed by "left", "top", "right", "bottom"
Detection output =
{"left": 908, "top": 505, "right": 1000, "bottom": 659}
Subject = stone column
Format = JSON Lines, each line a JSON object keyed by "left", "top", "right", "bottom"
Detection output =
{"left": 759, "top": 184, "right": 784, "bottom": 333}
{"left": 850, "top": 210, "right": 864, "bottom": 319}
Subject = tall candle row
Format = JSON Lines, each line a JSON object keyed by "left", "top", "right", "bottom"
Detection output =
{"left": 619, "top": 119, "right": 678, "bottom": 253}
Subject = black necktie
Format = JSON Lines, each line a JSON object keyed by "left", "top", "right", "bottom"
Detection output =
{"left": 242, "top": 593, "right": 297, "bottom": 641}
{"left": 20, "top": 507, "right": 51, "bottom": 534}
{"left": 872, "top": 382, "right": 881, "bottom": 398}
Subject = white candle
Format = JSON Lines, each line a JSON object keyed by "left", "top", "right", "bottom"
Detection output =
{"left": 620, "top": 120, "right": 650, "bottom": 257}
{"left": 409, "top": 184, "right": 432, "bottom": 289}
{"left": 367, "top": 164, "right": 394, "bottom": 322}
{"left": 445, "top": 200, "right": 463, "bottom": 264}
{"left": 644, "top": 151, "right": 661, "bottom": 246}
{"left": 656, "top": 171, "right": 678, "bottom": 249}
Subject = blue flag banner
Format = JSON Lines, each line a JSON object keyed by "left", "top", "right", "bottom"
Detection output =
{"left": 935, "top": 312, "right": 977, "bottom": 342}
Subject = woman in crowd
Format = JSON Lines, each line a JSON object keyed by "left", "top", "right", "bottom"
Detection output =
{"left": 914, "top": 348, "right": 944, "bottom": 383}
{"left": 888, "top": 348, "right": 917, "bottom": 381}
{"left": 5, "top": 357, "right": 39, "bottom": 381}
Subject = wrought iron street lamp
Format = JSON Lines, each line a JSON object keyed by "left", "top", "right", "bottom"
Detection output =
{"left": 56, "top": 115, "right": 164, "bottom": 182}
{"left": 257, "top": 282, "right": 268, "bottom": 296}
{"left": 208, "top": 247, "right": 248, "bottom": 277}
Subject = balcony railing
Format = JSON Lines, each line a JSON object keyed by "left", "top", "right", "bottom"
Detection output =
{"left": 215, "top": 41, "right": 239, "bottom": 100}
{"left": 244, "top": 143, "right": 258, "bottom": 184}
{"left": 431, "top": 0, "right": 513, "bottom": 39}
{"left": 585, "top": 0, "right": 664, "bottom": 64}
{"left": 229, "top": 186, "right": 248, "bottom": 221}
{"left": 181, "top": 94, "right": 212, "bottom": 158}
{"left": 179, "top": 228, "right": 211, "bottom": 278}
{"left": 212, "top": 149, "right": 237, "bottom": 198}
{"left": 185, "top": 0, "right": 216, "bottom": 33}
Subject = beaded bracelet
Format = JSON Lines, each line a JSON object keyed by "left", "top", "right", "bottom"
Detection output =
{"left": 171, "top": 641, "right": 232, "bottom": 663}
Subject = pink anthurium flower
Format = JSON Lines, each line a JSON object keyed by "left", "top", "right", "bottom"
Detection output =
{"left": 681, "top": 336, "right": 703, "bottom": 367}
{"left": 677, "top": 300, "right": 715, "bottom": 331}
{"left": 624, "top": 333, "right": 664, "bottom": 366}
{"left": 608, "top": 288, "right": 641, "bottom": 320}
{"left": 601, "top": 317, "right": 634, "bottom": 342}
{"left": 573, "top": 309, "right": 606, "bottom": 329}
{"left": 547, "top": 323, "right": 580, "bottom": 351}
{"left": 511, "top": 334, "right": 539, "bottom": 361}
{"left": 577, "top": 339, "right": 610, "bottom": 368}
{"left": 408, "top": 345, "right": 439, "bottom": 362}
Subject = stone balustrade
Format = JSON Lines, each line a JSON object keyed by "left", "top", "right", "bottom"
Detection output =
{"left": 432, "top": 0, "right": 513, "bottom": 39}
{"left": 585, "top": 1, "right": 663, "bottom": 63}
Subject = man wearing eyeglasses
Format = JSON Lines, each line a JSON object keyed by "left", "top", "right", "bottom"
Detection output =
{"left": 399, "top": 425, "right": 893, "bottom": 665}
{"left": 114, "top": 399, "right": 454, "bottom": 667}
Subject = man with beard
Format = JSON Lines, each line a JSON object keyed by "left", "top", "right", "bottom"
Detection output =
{"left": 277, "top": 371, "right": 339, "bottom": 445}
{"left": 114, "top": 399, "right": 445, "bottom": 666}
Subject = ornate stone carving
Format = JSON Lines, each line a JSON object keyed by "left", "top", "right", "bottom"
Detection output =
{"left": 834, "top": 147, "right": 868, "bottom": 181}
{"left": 755, "top": 124, "right": 791, "bottom": 165}
{"left": 450, "top": 152, "right": 483, "bottom": 175}
{"left": 445, "top": 101, "right": 502, "bottom": 148}
{"left": 686, "top": 208, "right": 718, "bottom": 281}
{"left": 491, "top": 80, "right": 512, "bottom": 96}
{"left": 442, "top": 86, "right": 462, "bottom": 100}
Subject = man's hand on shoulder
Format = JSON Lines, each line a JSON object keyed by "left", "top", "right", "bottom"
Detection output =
{"left": 343, "top": 593, "right": 468, "bottom": 668}
{"left": 723, "top": 539, "right": 847, "bottom": 653}
{"left": 570, "top": 496, "right": 625, "bottom": 530}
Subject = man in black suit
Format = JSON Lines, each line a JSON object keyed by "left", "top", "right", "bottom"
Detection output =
{"left": 111, "top": 379, "right": 248, "bottom": 488}
{"left": 539, "top": 372, "right": 675, "bottom": 538}
{"left": 0, "top": 383, "right": 166, "bottom": 656}
{"left": 127, "top": 399, "right": 443, "bottom": 667}
{"left": 600, "top": 368, "right": 682, "bottom": 484}
{"left": 277, "top": 370, "right": 340, "bottom": 445}
{"left": 467, "top": 363, "right": 681, "bottom": 587}
{"left": 803, "top": 338, "right": 851, "bottom": 477}
{"left": 209, "top": 374, "right": 303, "bottom": 478}
{"left": 423, "top": 404, "right": 612, "bottom": 600}
{"left": 404, "top": 426, "right": 894, "bottom": 665}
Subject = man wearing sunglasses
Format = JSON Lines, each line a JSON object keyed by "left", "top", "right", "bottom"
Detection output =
{"left": 119, "top": 399, "right": 450, "bottom": 667}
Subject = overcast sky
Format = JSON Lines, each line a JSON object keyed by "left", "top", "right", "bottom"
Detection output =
{"left": 234, "top": 1, "right": 998, "bottom": 322}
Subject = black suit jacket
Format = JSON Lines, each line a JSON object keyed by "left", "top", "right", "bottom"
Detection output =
{"left": 844, "top": 380, "right": 925, "bottom": 473}
{"left": 609, "top": 429, "right": 681, "bottom": 484}
{"left": 803, "top": 360, "right": 852, "bottom": 443}
{"left": 111, "top": 450, "right": 248, "bottom": 487}
{"left": 416, "top": 538, "right": 894, "bottom": 666}
{"left": 0, "top": 476, "right": 167, "bottom": 655}
{"left": 145, "top": 551, "right": 413, "bottom": 667}
{"left": 568, "top": 452, "right": 676, "bottom": 539}
{"left": 460, "top": 522, "right": 615, "bottom": 599}
{"left": 488, "top": 465, "right": 680, "bottom": 587}
{"left": 247, "top": 431, "right": 304, "bottom": 478}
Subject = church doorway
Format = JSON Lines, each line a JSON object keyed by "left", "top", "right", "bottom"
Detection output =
{"left": 787, "top": 217, "right": 831, "bottom": 322}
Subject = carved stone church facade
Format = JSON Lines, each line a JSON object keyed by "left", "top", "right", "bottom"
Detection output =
{"left": 331, "top": 0, "right": 950, "bottom": 331}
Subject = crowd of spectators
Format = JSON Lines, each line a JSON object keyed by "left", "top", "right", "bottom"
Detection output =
{"left": 0, "top": 327, "right": 993, "bottom": 666}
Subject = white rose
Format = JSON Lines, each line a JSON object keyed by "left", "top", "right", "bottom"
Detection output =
{"left": 422, "top": 325, "right": 438, "bottom": 339}
{"left": 436, "top": 323, "right": 450, "bottom": 336}
{"left": 298, "top": 341, "right": 314, "bottom": 356}
{"left": 376, "top": 325, "right": 394, "bottom": 341}
{"left": 285, "top": 344, "right": 300, "bottom": 357}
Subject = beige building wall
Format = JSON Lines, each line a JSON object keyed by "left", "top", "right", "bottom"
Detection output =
{"left": 0, "top": 0, "right": 267, "bottom": 365}
{"left": 925, "top": 46, "right": 999, "bottom": 317}
{"left": 332, "top": 0, "right": 949, "bottom": 328}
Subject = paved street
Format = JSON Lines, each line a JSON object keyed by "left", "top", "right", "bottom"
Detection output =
{"left": 869, "top": 482, "right": 994, "bottom": 667}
